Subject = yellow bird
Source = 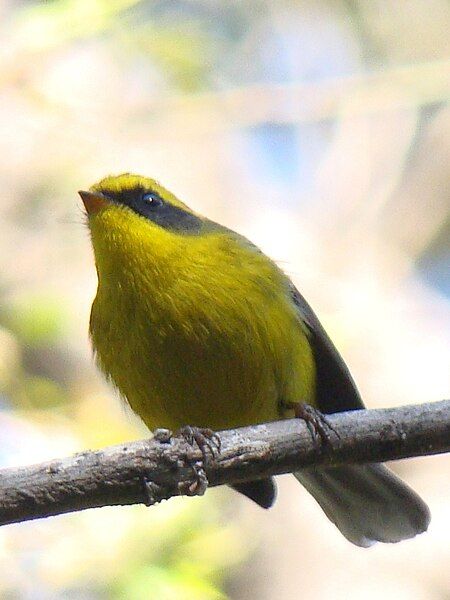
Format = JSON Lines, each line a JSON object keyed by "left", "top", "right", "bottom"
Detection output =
{"left": 80, "top": 173, "right": 430, "bottom": 546}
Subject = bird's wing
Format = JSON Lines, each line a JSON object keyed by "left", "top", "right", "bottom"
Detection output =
{"left": 212, "top": 224, "right": 365, "bottom": 414}
{"left": 289, "top": 283, "right": 365, "bottom": 413}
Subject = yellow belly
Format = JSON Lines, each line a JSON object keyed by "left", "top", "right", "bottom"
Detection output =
{"left": 90, "top": 278, "right": 315, "bottom": 432}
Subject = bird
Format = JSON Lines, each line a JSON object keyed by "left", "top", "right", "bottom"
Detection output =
{"left": 80, "top": 173, "right": 430, "bottom": 547}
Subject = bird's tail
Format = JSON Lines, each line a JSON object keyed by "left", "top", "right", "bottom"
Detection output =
{"left": 295, "top": 463, "right": 430, "bottom": 546}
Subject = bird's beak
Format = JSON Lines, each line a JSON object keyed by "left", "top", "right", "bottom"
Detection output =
{"left": 78, "top": 190, "right": 110, "bottom": 215}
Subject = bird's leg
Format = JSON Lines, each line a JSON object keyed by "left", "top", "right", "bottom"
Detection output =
{"left": 177, "top": 426, "right": 221, "bottom": 496}
{"left": 281, "top": 401, "right": 340, "bottom": 449}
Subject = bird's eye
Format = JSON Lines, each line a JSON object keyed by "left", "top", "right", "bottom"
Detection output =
{"left": 142, "top": 192, "right": 163, "bottom": 208}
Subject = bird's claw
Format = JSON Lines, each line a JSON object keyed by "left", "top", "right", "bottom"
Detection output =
{"left": 178, "top": 426, "right": 221, "bottom": 462}
{"left": 178, "top": 463, "right": 208, "bottom": 497}
{"left": 285, "top": 402, "right": 340, "bottom": 449}
{"left": 176, "top": 426, "right": 221, "bottom": 498}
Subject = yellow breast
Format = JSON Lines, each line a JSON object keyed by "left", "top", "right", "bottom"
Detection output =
{"left": 89, "top": 206, "right": 315, "bottom": 431}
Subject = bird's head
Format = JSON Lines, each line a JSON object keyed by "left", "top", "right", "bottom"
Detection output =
{"left": 79, "top": 173, "right": 208, "bottom": 280}
{"left": 79, "top": 173, "right": 204, "bottom": 234}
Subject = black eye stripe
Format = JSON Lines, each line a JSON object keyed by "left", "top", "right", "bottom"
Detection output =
{"left": 99, "top": 186, "right": 203, "bottom": 234}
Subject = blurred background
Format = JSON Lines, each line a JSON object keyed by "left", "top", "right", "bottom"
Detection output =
{"left": 0, "top": 1, "right": 449, "bottom": 598}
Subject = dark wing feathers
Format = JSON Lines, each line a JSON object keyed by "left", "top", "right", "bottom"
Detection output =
{"left": 289, "top": 283, "right": 365, "bottom": 413}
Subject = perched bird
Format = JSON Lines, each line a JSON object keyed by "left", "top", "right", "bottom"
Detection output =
{"left": 80, "top": 173, "right": 430, "bottom": 546}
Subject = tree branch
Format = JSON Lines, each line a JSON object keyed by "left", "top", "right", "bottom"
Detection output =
{"left": 0, "top": 400, "right": 448, "bottom": 527}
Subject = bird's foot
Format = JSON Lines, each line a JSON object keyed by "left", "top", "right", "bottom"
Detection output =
{"left": 284, "top": 402, "right": 340, "bottom": 449}
{"left": 178, "top": 426, "right": 221, "bottom": 462}
{"left": 177, "top": 426, "right": 221, "bottom": 497}
{"left": 178, "top": 463, "right": 209, "bottom": 497}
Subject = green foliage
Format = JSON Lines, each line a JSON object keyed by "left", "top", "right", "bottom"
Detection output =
{"left": 110, "top": 496, "right": 246, "bottom": 599}
{"left": 4, "top": 294, "right": 68, "bottom": 347}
